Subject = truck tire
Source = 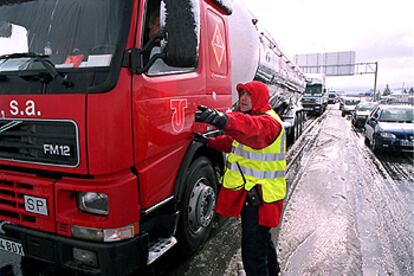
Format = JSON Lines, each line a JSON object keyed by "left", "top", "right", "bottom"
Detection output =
{"left": 294, "top": 119, "right": 299, "bottom": 141}
{"left": 287, "top": 122, "right": 295, "bottom": 146}
{"left": 299, "top": 112, "right": 305, "bottom": 135}
{"left": 176, "top": 157, "right": 217, "bottom": 255}
{"left": 364, "top": 136, "right": 370, "bottom": 146}
{"left": 370, "top": 135, "right": 379, "bottom": 153}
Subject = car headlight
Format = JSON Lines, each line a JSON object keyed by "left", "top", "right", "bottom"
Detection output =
{"left": 379, "top": 132, "right": 396, "bottom": 139}
{"left": 77, "top": 192, "right": 109, "bottom": 215}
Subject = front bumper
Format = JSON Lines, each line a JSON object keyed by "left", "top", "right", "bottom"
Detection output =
{"left": 3, "top": 224, "right": 148, "bottom": 276}
{"left": 375, "top": 137, "right": 414, "bottom": 152}
{"left": 303, "top": 104, "right": 323, "bottom": 113}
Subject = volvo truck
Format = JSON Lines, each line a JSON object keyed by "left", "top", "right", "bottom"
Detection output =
{"left": 0, "top": 0, "right": 305, "bottom": 274}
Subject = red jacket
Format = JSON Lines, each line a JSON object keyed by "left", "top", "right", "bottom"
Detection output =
{"left": 208, "top": 81, "right": 284, "bottom": 228}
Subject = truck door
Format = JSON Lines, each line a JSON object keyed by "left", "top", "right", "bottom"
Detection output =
{"left": 131, "top": 0, "right": 206, "bottom": 209}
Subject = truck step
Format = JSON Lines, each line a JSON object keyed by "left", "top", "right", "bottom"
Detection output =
{"left": 147, "top": 237, "right": 178, "bottom": 265}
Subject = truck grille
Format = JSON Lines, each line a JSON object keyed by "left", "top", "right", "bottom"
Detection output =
{"left": 303, "top": 98, "right": 316, "bottom": 103}
{"left": 0, "top": 170, "right": 55, "bottom": 233}
{"left": 0, "top": 119, "right": 79, "bottom": 167}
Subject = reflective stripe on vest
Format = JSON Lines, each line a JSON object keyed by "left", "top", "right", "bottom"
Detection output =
{"left": 222, "top": 109, "right": 287, "bottom": 203}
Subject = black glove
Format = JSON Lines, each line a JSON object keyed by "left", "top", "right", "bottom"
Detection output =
{"left": 193, "top": 132, "right": 209, "bottom": 145}
{"left": 195, "top": 105, "right": 228, "bottom": 130}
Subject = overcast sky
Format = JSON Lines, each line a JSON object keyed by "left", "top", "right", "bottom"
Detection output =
{"left": 241, "top": 0, "right": 414, "bottom": 92}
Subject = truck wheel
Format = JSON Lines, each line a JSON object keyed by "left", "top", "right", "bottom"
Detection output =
{"left": 341, "top": 111, "right": 345, "bottom": 117}
{"left": 299, "top": 112, "right": 304, "bottom": 136}
{"left": 287, "top": 123, "right": 295, "bottom": 145}
{"left": 294, "top": 119, "right": 299, "bottom": 141}
{"left": 364, "top": 136, "right": 370, "bottom": 146}
{"left": 176, "top": 157, "right": 217, "bottom": 255}
{"left": 370, "top": 136, "right": 378, "bottom": 153}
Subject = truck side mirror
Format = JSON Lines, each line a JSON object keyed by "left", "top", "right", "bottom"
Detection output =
{"left": 0, "top": 21, "right": 12, "bottom": 38}
{"left": 160, "top": 0, "right": 200, "bottom": 68}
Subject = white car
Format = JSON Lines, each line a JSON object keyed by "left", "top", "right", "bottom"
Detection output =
{"left": 341, "top": 97, "right": 361, "bottom": 117}
{"left": 351, "top": 102, "right": 378, "bottom": 128}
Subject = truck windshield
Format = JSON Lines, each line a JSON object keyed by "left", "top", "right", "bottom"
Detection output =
{"left": 0, "top": 0, "right": 125, "bottom": 71}
{"left": 305, "top": 85, "right": 322, "bottom": 95}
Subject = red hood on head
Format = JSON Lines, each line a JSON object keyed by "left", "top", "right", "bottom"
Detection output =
{"left": 236, "top": 81, "right": 272, "bottom": 114}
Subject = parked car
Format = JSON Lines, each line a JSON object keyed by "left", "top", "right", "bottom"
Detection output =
{"left": 364, "top": 105, "right": 414, "bottom": 152}
{"left": 341, "top": 97, "right": 361, "bottom": 117}
{"left": 351, "top": 102, "right": 378, "bottom": 128}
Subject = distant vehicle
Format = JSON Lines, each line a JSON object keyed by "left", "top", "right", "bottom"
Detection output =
{"left": 341, "top": 97, "right": 361, "bottom": 117}
{"left": 351, "top": 102, "right": 378, "bottom": 128}
{"left": 328, "top": 91, "right": 338, "bottom": 104}
{"left": 0, "top": 0, "right": 307, "bottom": 274}
{"left": 364, "top": 105, "right": 414, "bottom": 152}
{"left": 301, "top": 73, "right": 328, "bottom": 116}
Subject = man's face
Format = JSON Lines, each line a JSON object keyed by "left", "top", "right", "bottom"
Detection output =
{"left": 239, "top": 90, "right": 252, "bottom": 113}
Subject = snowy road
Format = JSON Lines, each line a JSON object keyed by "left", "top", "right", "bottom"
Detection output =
{"left": 278, "top": 105, "right": 414, "bottom": 275}
{"left": 1, "top": 105, "right": 413, "bottom": 276}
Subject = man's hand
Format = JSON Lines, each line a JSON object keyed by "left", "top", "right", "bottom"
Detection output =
{"left": 193, "top": 132, "right": 209, "bottom": 145}
{"left": 195, "top": 105, "right": 228, "bottom": 129}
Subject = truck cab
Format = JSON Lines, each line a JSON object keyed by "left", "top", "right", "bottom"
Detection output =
{"left": 0, "top": 0, "right": 305, "bottom": 274}
{"left": 301, "top": 74, "right": 328, "bottom": 116}
{"left": 0, "top": 0, "right": 231, "bottom": 274}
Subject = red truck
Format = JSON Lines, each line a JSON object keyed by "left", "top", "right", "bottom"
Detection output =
{"left": 0, "top": 0, "right": 305, "bottom": 275}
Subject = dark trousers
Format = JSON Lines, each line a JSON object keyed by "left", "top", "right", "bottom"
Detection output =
{"left": 241, "top": 203, "right": 280, "bottom": 276}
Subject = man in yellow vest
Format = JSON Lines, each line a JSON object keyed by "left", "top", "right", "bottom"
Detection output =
{"left": 195, "top": 81, "right": 286, "bottom": 276}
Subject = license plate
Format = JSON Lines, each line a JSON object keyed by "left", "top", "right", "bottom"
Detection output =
{"left": 401, "top": 140, "right": 414, "bottom": 147}
{"left": 0, "top": 237, "right": 25, "bottom": 256}
{"left": 24, "top": 195, "right": 48, "bottom": 216}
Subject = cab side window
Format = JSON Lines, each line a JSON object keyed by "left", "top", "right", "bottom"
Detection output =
{"left": 143, "top": 0, "right": 195, "bottom": 76}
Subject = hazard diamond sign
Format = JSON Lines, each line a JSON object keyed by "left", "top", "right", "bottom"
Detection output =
{"left": 211, "top": 24, "right": 225, "bottom": 67}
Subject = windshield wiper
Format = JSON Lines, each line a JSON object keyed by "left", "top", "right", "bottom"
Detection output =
{"left": 0, "top": 52, "right": 73, "bottom": 88}
{"left": 0, "top": 52, "right": 49, "bottom": 60}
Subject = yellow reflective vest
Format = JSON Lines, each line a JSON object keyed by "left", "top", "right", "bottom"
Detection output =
{"left": 222, "top": 109, "right": 286, "bottom": 203}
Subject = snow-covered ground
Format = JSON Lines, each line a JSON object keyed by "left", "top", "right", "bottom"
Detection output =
{"left": 278, "top": 106, "right": 414, "bottom": 275}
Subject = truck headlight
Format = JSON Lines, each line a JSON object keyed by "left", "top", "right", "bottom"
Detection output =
{"left": 380, "top": 132, "right": 396, "bottom": 139}
{"left": 77, "top": 192, "right": 109, "bottom": 215}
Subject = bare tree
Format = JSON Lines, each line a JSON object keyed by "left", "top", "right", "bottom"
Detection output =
{"left": 383, "top": 84, "right": 391, "bottom": 96}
